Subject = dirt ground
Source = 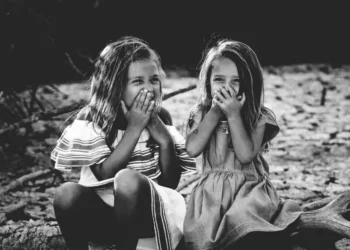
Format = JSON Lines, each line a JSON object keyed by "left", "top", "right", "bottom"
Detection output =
{"left": 1, "top": 64, "right": 350, "bottom": 249}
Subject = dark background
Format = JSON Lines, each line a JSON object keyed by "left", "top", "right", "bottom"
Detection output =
{"left": 4, "top": 0, "right": 350, "bottom": 90}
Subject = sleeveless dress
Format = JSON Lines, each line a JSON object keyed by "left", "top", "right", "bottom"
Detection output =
{"left": 183, "top": 108, "right": 302, "bottom": 250}
{"left": 51, "top": 113, "right": 197, "bottom": 250}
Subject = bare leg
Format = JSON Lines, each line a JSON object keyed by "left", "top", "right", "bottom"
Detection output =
{"left": 53, "top": 182, "right": 116, "bottom": 250}
{"left": 113, "top": 169, "right": 154, "bottom": 250}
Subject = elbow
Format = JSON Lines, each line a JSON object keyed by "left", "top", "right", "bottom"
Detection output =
{"left": 238, "top": 157, "right": 253, "bottom": 165}
{"left": 186, "top": 145, "right": 200, "bottom": 158}
{"left": 237, "top": 153, "right": 255, "bottom": 165}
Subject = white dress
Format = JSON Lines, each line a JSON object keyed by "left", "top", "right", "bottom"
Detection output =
{"left": 51, "top": 118, "right": 197, "bottom": 250}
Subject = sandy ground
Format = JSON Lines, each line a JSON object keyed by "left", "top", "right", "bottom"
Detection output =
{"left": 1, "top": 64, "right": 350, "bottom": 249}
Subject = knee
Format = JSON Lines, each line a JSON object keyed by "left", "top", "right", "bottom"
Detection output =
{"left": 53, "top": 182, "right": 85, "bottom": 213}
{"left": 113, "top": 169, "right": 145, "bottom": 197}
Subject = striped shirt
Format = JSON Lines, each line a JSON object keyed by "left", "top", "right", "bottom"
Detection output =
{"left": 51, "top": 119, "right": 197, "bottom": 188}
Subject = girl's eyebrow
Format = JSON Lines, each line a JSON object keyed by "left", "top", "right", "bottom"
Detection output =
{"left": 128, "top": 76, "right": 143, "bottom": 81}
{"left": 213, "top": 74, "right": 240, "bottom": 79}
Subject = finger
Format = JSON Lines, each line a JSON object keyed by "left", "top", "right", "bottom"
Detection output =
{"left": 214, "top": 98, "right": 224, "bottom": 110}
{"left": 120, "top": 100, "right": 128, "bottom": 115}
{"left": 220, "top": 86, "right": 231, "bottom": 99}
{"left": 146, "top": 100, "right": 155, "bottom": 113}
{"left": 227, "top": 85, "right": 236, "bottom": 97}
{"left": 139, "top": 89, "right": 149, "bottom": 108}
{"left": 142, "top": 92, "right": 153, "bottom": 111}
{"left": 239, "top": 92, "right": 246, "bottom": 105}
{"left": 212, "top": 98, "right": 219, "bottom": 106}
{"left": 215, "top": 91, "right": 226, "bottom": 103}
{"left": 133, "top": 89, "right": 143, "bottom": 109}
{"left": 154, "top": 99, "right": 161, "bottom": 113}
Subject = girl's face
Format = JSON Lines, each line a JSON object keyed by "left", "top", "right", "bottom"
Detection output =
{"left": 123, "top": 59, "right": 161, "bottom": 109}
{"left": 210, "top": 57, "right": 240, "bottom": 97}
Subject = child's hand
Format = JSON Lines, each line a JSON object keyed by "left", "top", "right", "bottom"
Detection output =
{"left": 211, "top": 95, "right": 225, "bottom": 120}
{"left": 215, "top": 86, "right": 246, "bottom": 119}
{"left": 146, "top": 115, "right": 173, "bottom": 146}
{"left": 121, "top": 89, "right": 155, "bottom": 132}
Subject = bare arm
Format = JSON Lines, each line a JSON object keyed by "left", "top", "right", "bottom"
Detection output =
{"left": 216, "top": 85, "right": 265, "bottom": 164}
{"left": 157, "top": 135, "right": 180, "bottom": 189}
{"left": 185, "top": 105, "right": 223, "bottom": 158}
{"left": 91, "top": 89, "right": 155, "bottom": 180}
{"left": 227, "top": 115, "right": 265, "bottom": 164}
{"left": 147, "top": 116, "right": 181, "bottom": 189}
{"left": 91, "top": 127, "right": 142, "bottom": 180}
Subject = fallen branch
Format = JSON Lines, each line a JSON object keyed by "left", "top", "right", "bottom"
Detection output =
{"left": 0, "top": 201, "right": 28, "bottom": 215}
{"left": 1, "top": 190, "right": 350, "bottom": 249}
{"left": 296, "top": 189, "right": 350, "bottom": 238}
{"left": 0, "top": 102, "right": 83, "bottom": 138}
{"left": 302, "top": 196, "right": 334, "bottom": 211}
{"left": 0, "top": 169, "right": 54, "bottom": 196}
{"left": 0, "top": 84, "right": 197, "bottom": 138}
{"left": 163, "top": 84, "right": 196, "bottom": 101}
{"left": 64, "top": 52, "right": 85, "bottom": 77}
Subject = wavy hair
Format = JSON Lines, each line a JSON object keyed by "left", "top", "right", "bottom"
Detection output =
{"left": 82, "top": 36, "right": 165, "bottom": 146}
{"left": 188, "top": 39, "right": 275, "bottom": 164}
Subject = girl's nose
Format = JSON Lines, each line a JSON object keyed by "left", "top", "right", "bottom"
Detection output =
{"left": 144, "top": 82, "right": 155, "bottom": 93}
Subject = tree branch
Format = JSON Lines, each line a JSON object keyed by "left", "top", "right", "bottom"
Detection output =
{"left": 0, "top": 102, "right": 83, "bottom": 138}
{"left": 0, "top": 84, "right": 197, "bottom": 138}
{"left": 0, "top": 201, "right": 28, "bottom": 215}
{"left": 163, "top": 84, "right": 196, "bottom": 101}
{"left": 0, "top": 169, "right": 54, "bottom": 196}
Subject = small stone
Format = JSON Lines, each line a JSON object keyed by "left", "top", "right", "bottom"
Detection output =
{"left": 44, "top": 138, "right": 58, "bottom": 146}
{"left": 337, "top": 132, "right": 350, "bottom": 140}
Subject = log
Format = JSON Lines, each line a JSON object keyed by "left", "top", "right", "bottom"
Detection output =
{"left": 302, "top": 196, "right": 335, "bottom": 211}
{"left": 0, "top": 102, "right": 83, "bottom": 138}
{"left": 0, "top": 201, "right": 28, "bottom": 215}
{"left": 296, "top": 190, "right": 350, "bottom": 238}
{"left": 0, "top": 169, "right": 54, "bottom": 197}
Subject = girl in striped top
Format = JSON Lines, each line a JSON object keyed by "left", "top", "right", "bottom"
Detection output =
{"left": 51, "top": 36, "right": 196, "bottom": 250}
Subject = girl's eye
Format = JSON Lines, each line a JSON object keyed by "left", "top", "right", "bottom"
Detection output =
{"left": 214, "top": 77, "right": 224, "bottom": 82}
{"left": 151, "top": 78, "right": 160, "bottom": 84}
{"left": 132, "top": 79, "right": 143, "bottom": 85}
{"left": 231, "top": 80, "right": 240, "bottom": 86}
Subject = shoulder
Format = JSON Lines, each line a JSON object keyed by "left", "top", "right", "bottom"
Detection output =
{"left": 257, "top": 108, "right": 278, "bottom": 127}
{"left": 257, "top": 108, "right": 279, "bottom": 144}
{"left": 76, "top": 107, "right": 91, "bottom": 121}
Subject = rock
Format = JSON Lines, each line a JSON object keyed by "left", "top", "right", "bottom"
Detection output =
{"left": 31, "top": 120, "right": 47, "bottom": 134}
{"left": 44, "top": 138, "right": 58, "bottom": 146}
{"left": 0, "top": 213, "right": 6, "bottom": 225}
{"left": 337, "top": 132, "right": 350, "bottom": 140}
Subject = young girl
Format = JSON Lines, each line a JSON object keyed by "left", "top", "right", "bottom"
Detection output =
{"left": 51, "top": 36, "right": 196, "bottom": 250}
{"left": 183, "top": 39, "right": 303, "bottom": 249}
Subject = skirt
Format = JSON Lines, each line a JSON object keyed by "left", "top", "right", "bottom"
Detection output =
{"left": 184, "top": 169, "right": 302, "bottom": 250}
{"left": 89, "top": 178, "right": 186, "bottom": 250}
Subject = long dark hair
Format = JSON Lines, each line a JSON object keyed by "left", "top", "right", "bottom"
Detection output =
{"left": 79, "top": 36, "right": 165, "bottom": 146}
{"left": 188, "top": 39, "right": 275, "bottom": 164}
